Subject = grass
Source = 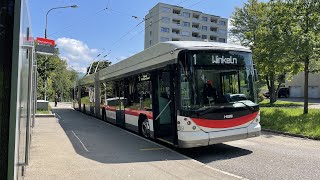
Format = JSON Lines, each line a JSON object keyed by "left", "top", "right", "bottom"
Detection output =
{"left": 36, "top": 109, "right": 50, "bottom": 114}
{"left": 36, "top": 105, "right": 52, "bottom": 114}
{"left": 259, "top": 99, "right": 303, "bottom": 107}
{"left": 260, "top": 107, "right": 320, "bottom": 138}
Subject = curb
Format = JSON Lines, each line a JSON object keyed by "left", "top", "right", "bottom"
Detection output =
{"left": 35, "top": 113, "right": 56, "bottom": 118}
{"left": 262, "top": 129, "right": 320, "bottom": 141}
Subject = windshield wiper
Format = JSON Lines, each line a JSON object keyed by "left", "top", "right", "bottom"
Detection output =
{"left": 235, "top": 101, "right": 255, "bottom": 113}
{"left": 198, "top": 106, "right": 225, "bottom": 116}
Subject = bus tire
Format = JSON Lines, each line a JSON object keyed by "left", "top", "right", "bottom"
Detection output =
{"left": 139, "top": 115, "right": 150, "bottom": 138}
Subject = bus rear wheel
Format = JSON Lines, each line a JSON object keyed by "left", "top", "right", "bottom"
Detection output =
{"left": 140, "top": 118, "right": 150, "bottom": 138}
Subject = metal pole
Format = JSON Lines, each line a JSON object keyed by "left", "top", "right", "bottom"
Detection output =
{"left": 94, "top": 61, "right": 100, "bottom": 73}
{"left": 44, "top": 5, "right": 78, "bottom": 38}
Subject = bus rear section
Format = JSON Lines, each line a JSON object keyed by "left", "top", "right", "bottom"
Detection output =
{"left": 176, "top": 50, "right": 261, "bottom": 148}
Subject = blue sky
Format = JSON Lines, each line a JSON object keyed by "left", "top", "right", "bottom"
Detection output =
{"left": 29, "top": 0, "right": 249, "bottom": 73}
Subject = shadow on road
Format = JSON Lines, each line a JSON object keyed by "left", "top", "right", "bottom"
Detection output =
{"left": 52, "top": 107, "right": 253, "bottom": 165}
{"left": 179, "top": 143, "right": 252, "bottom": 164}
{"left": 52, "top": 108, "right": 186, "bottom": 164}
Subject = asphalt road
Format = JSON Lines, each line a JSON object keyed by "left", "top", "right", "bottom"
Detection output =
{"left": 51, "top": 103, "right": 320, "bottom": 179}
{"left": 180, "top": 132, "right": 320, "bottom": 180}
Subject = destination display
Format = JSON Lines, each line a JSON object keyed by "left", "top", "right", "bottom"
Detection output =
{"left": 190, "top": 52, "right": 246, "bottom": 66}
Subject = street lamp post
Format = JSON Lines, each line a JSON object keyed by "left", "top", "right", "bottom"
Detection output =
{"left": 45, "top": 5, "right": 78, "bottom": 38}
{"left": 43, "top": 5, "right": 78, "bottom": 101}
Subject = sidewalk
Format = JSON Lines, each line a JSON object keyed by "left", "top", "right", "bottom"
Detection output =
{"left": 25, "top": 103, "right": 243, "bottom": 180}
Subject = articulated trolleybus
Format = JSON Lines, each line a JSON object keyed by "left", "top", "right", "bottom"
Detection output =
{"left": 73, "top": 41, "right": 261, "bottom": 148}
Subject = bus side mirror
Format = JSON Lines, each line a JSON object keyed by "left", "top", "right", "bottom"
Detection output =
{"left": 253, "top": 64, "right": 258, "bottom": 82}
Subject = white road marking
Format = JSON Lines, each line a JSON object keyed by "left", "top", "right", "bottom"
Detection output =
{"left": 55, "top": 113, "right": 64, "bottom": 122}
{"left": 140, "top": 147, "right": 165, "bottom": 151}
{"left": 72, "top": 130, "right": 89, "bottom": 152}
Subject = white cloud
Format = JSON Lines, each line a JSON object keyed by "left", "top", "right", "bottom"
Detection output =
{"left": 56, "top": 37, "right": 98, "bottom": 73}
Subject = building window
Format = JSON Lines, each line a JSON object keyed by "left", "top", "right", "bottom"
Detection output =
{"left": 192, "top": 32, "right": 200, "bottom": 38}
{"left": 181, "top": 31, "right": 190, "bottom": 36}
{"left": 210, "top": 17, "right": 218, "bottom": 23}
{"left": 210, "top": 36, "right": 217, "bottom": 41}
{"left": 219, "top": 20, "right": 226, "bottom": 26}
{"left": 150, "top": 31, "right": 152, "bottom": 36}
{"left": 193, "top": 13, "right": 200, "bottom": 19}
{"left": 202, "top": 16, "right": 208, "bottom": 22}
{"left": 161, "top": 7, "right": 171, "bottom": 13}
{"left": 210, "top": 27, "right": 217, "bottom": 32}
{"left": 192, "top": 23, "right": 200, "bottom": 29}
{"left": 172, "top": 29, "right": 180, "bottom": 34}
{"left": 173, "top": 9, "right": 181, "bottom": 14}
{"left": 150, "top": 40, "right": 152, "bottom": 45}
{"left": 161, "top": 27, "right": 170, "bottom": 33}
{"left": 218, "top": 38, "right": 226, "bottom": 43}
{"left": 183, "top": 12, "right": 190, "bottom": 18}
{"left": 161, "top": 17, "right": 170, "bottom": 23}
{"left": 218, "top": 29, "right": 227, "bottom": 34}
{"left": 183, "top": 22, "right": 190, "bottom": 27}
{"left": 172, "top": 19, "right": 181, "bottom": 25}
{"left": 202, "top": 35, "right": 207, "bottom": 39}
{"left": 202, "top": 26, "right": 208, "bottom": 31}
{"left": 160, "top": 37, "right": 170, "bottom": 42}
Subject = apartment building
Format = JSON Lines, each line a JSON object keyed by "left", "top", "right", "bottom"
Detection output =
{"left": 144, "top": 3, "right": 228, "bottom": 49}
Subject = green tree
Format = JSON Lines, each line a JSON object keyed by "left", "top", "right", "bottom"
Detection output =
{"left": 51, "top": 59, "right": 78, "bottom": 101}
{"left": 36, "top": 46, "right": 80, "bottom": 101}
{"left": 285, "top": 0, "right": 320, "bottom": 114}
{"left": 86, "top": 60, "right": 111, "bottom": 75}
{"left": 36, "top": 53, "right": 60, "bottom": 100}
{"left": 231, "top": 0, "right": 301, "bottom": 105}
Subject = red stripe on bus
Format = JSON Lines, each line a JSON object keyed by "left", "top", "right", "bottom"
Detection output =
{"left": 192, "top": 112, "right": 259, "bottom": 128}
{"left": 105, "top": 106, "right": 116, "bottom": 111}
{"left": 125, "top": 109, "right": 153, "bottom": 119}
{"left": 104, "top": 106, "right": 153, "bottom": 119}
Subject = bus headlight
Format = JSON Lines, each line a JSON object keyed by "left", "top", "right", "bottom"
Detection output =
{"left": 255, "top": 112, "right": 260, "bottom": 123}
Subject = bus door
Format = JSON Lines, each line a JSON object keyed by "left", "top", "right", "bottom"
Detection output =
{"left": 116, "top": 81, "right": 125, "bottom": 127}
{"left": 152, "top": 70, "right": 177, "bottom": 145}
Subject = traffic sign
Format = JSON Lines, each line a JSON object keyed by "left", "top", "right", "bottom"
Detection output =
{"left": 36, "top": 37, "right": 55, "bottom": 46}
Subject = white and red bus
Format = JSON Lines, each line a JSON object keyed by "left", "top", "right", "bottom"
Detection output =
{"left": 73, "top": 41, "right": 261, "bottom": 148}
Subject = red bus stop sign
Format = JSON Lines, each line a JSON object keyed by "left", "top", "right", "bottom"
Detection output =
{"left": 36, "top": 37, "right": 55, "bottom": 55}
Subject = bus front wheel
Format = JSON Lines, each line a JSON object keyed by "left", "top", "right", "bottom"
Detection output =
{"left": 139, "top": 116, "right": 150, "bottom": 138}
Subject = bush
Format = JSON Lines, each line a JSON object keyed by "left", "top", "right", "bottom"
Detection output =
{"left": 257, "top": 92, "right": 265, "bottom": 103}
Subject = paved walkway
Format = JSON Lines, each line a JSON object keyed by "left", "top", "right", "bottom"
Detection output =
{"left": 25, "top": 103, "right": 243, "bottom": 180}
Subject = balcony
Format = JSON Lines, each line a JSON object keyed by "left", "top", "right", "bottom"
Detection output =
{"left": 210, "top": 27, "right": 218, "bottom": 32}
{"left": 210, "top": 17, "right": 218, "bottom": 24}
{"left": 192, "top": 32, "right": 200, "bottom": 39}
{"left": 192, "top": 14, "right": 200, "bottom": 22}
{"left": 172, "top": 28, "right": 181, "bottom": 35}
{"left": 192, "top": 23, "right": 201, "bottom": 32}
{"left": 210, "top": 35, "right": 217, "bottom": 41}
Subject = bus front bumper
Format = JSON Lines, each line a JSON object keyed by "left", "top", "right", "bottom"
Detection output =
{"left": 178, "top": 123, "right": 261, "bottom": 148}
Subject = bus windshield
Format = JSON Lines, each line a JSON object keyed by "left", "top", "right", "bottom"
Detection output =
{"left": 179, "top": 50, "right": 256, "bottom": 110}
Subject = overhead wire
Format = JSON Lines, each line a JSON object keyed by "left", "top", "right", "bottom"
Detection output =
{"left": 100, "top": 0, "right": 195, "bottom": 61}
{"left": 48, "top": 7, "right": 109, "bottom": 38}
{"left": 110, "top": 0, "right": 209, "bottom": 62}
